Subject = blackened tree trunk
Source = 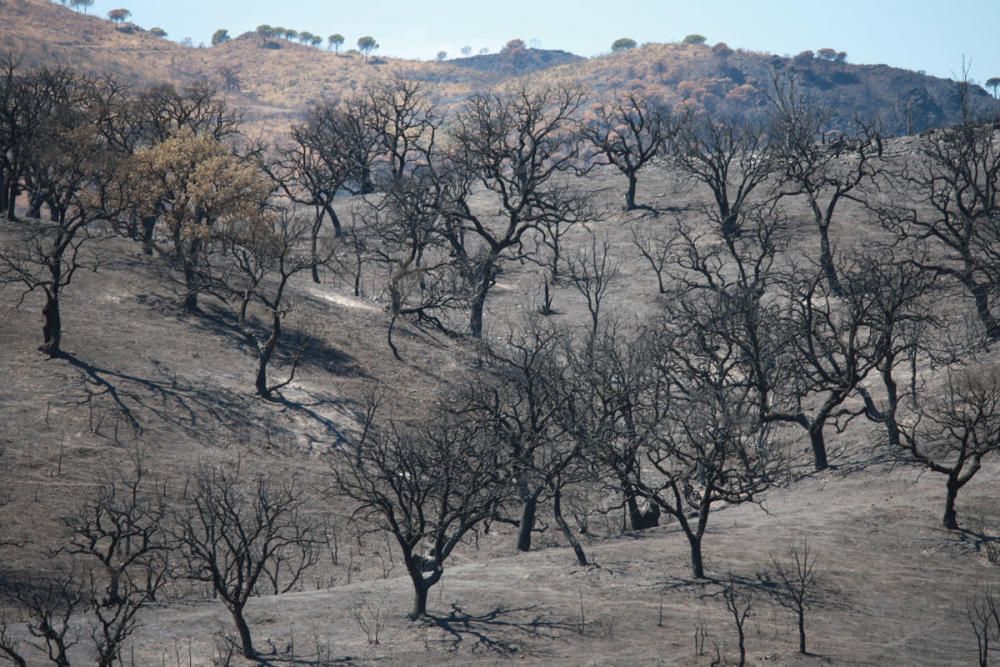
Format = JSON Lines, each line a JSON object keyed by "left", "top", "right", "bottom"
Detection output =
{"left": 141, "top": 216, "right": 156, "bottom": 256}
{"left": 943, "top": 477, "right": 961, "bottom": 530}
{"left": 39, "top": 288, "right": 62, "bottom": 357}
{"left": 817, "top": 222, "right": 842, "bottom": 296}
{"left": 5, "top": 180, "right": 17, "bottom": 220}
{"left": 625, "top": 172, "right": 639, "bottom": 211}
{"left": 228, "top": 603, "right": 255, "bottom": 659}
{"left": 971, "top": 280, "right": 1000, "bottom": 341}
{"left": 516, "top": 494, "right": 538, "bottom": 552}
{"left": 809, "top": 426, "right": 828, "bottom": 472}
{"left": 410, "top": 582, "right": 429, "bottom": 620}
{"left": 688, "top": 532, "right": 705, "bottom": 579}
{"left": 255, "top": 316, "right": 280, "bottom": 398}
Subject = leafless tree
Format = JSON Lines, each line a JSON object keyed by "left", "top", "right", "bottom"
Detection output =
{"left": 262, "top": 123, "right": 351, "bottom": 279}
{"left": 1, "top": 573, "right": 84, "bottom": 667}
{"left": 723, "top": 580, "right": 753, "bottom": 667}
{"left": 463, "top": 321, "right": 582, "bottom": 553}
{"left": 0, "top": 70, "right": 126, "bottom": 356}
{"left": 335, "top": 402, "right": 509, "bottom": 619}
{"left": 634, "top": 287, "right": 783, "bottom": 577}
{"left": 874, "top": 108, "right": 1000, "bottom": 339}
{"left": 671, "top": 110, "right": 778, "bottom": 243}
{"left": 570, "top": 323, "right": 664, "bottom": 531}
{"left": 967, "top": 585, "right": 999, "bottom": 667}
{"left": 767, "top": 540, "right": 819, "bottom": 654}
{"left": 580, "top": 91, "right": 672, "bottom": 211}
{"left": 364, "top": 79, "right": 439, "bottom": 182}
{"left": 359, "top": 159, "right": 469, "bottom": 359}
{"left": 174, "top": 463, "right": 318, "bottom": 659}
{"left": 448, "top": 85, "right": 592, "bottom": 337}
{"left": 769, "top": 72, "right": 883, "bottom": 295}
{"left": 60, "top": 450, "right": 171, "bottom": 666}
{"left": 566, "top": 235, "right": 620, "bottom": 341}
{"left": 899, "top": 366, "right": 1000, "bottom": 529}
{"left": 218, "top": 209, "right": 332, "bottom": 397}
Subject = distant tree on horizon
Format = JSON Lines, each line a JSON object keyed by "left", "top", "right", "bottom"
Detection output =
{"left": 987, "top": 77, "right": 1000, "bottom": 98}
{"left": 682, "top": 33, "right": 707, "bottom": 45}
{"left": 211, "top": 29, "right": 230, "bottom": 46}
{"left": 328, "top": 33, "right": 344, "bottom": 53}
{"left": 107, "top": 8, "right": 131, "bottom": 26}
{"left": 817, "top": 48, "right": 838, "bottom": 61}
{"left": 149, "top": 27, "right": 167, "bottom": 38}
{"left": 357, "top": 36, "right": 378, "bottom": 62}
{"left": 284, "top": 28, "right": 298, "bottom": 42}
{"left": 479, "top": 47, "right": 489, "bottom": 55}
{"left": 461, "top": 45, "right": 472, "bottom": 56}
{"left": 256, "top": 24, "right": 275, "bottom": 39}
{"left": 70, "top": 0, "right": 94, "bottom": 13}
{"left": 310, "top": 34, "right": 322, "bottom": 47}
{"left": 502, "top": 38, "right": 526, "bottom": 53}
{"left": 298, "top": 31, "right": 313, "bottom": 45}
{"left": 436, "top": 50, "right": 447, "bottom": 62}
{"left": 611, "top": 37, "right": 637, "bottom": 52}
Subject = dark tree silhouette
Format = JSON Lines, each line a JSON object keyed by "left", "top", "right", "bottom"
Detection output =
{"left": 336, "top": 402, "right": 509, "bottom": 619}
{"left": 581, "top": 91, "right": 672, "bottom": 211}
{"left": 174, "top": 464, "right": 317, "bottom": 659}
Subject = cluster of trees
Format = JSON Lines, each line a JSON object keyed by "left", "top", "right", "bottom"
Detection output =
{"left": 795, "top": 48, "right": 849, "bottom": 64}
{"left": 251, "top": 25, "right": 371, "bottom": 57}
{"left": 3, "top": 50, "right": 1000, "bottom": 660}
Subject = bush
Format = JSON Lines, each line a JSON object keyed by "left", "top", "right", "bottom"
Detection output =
{"left": 683, "top": 34, "right": 707, "bottom": 45}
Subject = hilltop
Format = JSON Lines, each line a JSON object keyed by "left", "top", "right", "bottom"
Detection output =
{"left": 2, "top": 0, "right": 996, "bottom": 137}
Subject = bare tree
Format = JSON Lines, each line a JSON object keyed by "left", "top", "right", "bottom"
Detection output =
{"left": 0, "top": 70, "right": 126, "bottom": 356}
{"left": 633, "top": 287, "right": 782, "bottom": 578}
{"left": 767, "top": 540, "right": 819, "bottom": 654}
{"left": 769, "top": 72, "right": 883, "bottom": 295}
{"left": 218, "top": 209, "right": 331, "bottom": 398}
{"left": 566, "top": 235, "right": 620, "bottom": 341}
{"left": 61, "top": 451, "right": 171, "bottom": 667}
{"left": 335, "top": 403, "right": 509, "bottom": 619}
{"left": 448, "top": 85, "right": 592, "bottom": 337}
{"left": 463, "top": 321, "right": 582, "bottom": 553}
{"left": 967, "top": 585, "right": 999, "bottom": 667}
{"left": 580, "top": 91, "right": 672, "bottom": 211}
{"left": 3, "top": 574, "right": 84, "bottom": 667}
{"left": 365, "top": 79, "right": 439, "bottom": 182}
{"left": 360, "top": 166, "right": 469, "bottom": 359}
{"left": 875, "top": 109, "right": 1000, "bottom": 339}
{"left": 671, "top": 110, "right": 777, "bottom": 243}
{"left": 723, "top": 580, "right": 753, "bottom": 667}
{"left": 174, "top": 464, "right": 317, "bottom": 659}
{"left": 900, "top": 366, "right": 1000, "bottom": 529}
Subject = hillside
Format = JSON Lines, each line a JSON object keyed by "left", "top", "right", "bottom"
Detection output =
{"left": 2, "top": 0, "right": 996, "bottom": 138}
{"left": 1, "top": 146, "right": 999, "bottom": 664}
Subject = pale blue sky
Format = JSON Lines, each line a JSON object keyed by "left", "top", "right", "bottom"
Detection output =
{"left": 77, "top": 0, "right": 999, "bottom": 82}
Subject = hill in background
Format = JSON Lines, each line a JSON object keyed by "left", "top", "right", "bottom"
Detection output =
{"left": 3, "top": 0, "right": 996, "bottom": 137}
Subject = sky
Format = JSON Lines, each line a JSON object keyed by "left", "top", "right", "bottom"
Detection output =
{"left": 75, "top": 0, "right": 1000, "bottom": 83}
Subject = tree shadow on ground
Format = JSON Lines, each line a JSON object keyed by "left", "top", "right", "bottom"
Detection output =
{"left": 186, "top": 303, "right": 369, "bottom": 380}
{"left": 422, "top": 603, "right": 574, "bottom": 656}
{"left": 61, "top": 353, "right": 303, "bottom": 443}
